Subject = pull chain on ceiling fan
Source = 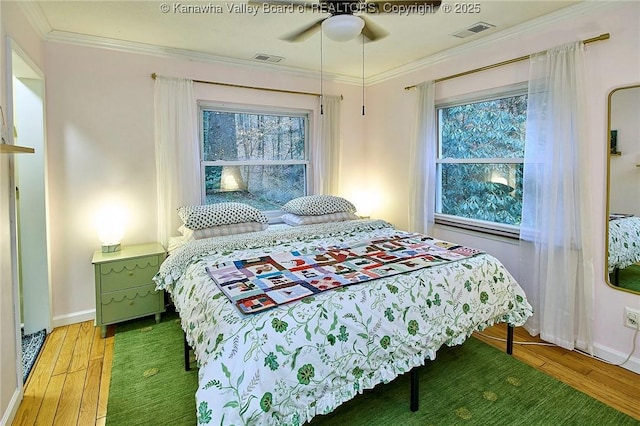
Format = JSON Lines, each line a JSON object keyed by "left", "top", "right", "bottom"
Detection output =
{"left": 251, "top": 1, "right": 442, "bottom": 115}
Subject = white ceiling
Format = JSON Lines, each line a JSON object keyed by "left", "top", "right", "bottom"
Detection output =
{"left": 29, "top": 0, "right": 583, "bottom": 81}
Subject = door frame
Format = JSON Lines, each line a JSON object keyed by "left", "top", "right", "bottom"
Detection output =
{"left": 5, "top": 35, "right": 51, "bottom": 393}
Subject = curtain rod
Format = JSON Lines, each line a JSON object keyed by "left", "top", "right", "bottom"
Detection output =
{"left": 404, "top": 33, "right": 610, "bottom": 91}
{"left": 151, "top": 72, "right": 342, "bottom": 98}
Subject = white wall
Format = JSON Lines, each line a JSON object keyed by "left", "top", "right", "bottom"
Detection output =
{"left": 14, "top": 76, "right": 49, "bottom": 335}
{"left": 43, "top": 42, "right": 368, "bottom": 325}
{"left": 364, "top": 1, "right": 640, "bottom": 371}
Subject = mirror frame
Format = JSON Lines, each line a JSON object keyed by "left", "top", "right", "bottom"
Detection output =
{"left": 605, "top": 83, "right": 640, "bottom": 293}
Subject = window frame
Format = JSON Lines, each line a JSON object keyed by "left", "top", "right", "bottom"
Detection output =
{"left": 434, "top": 84, "right": 528, "bottom": 239}
{"left": 198, "top": 101, "right": 312, "bottom": 219}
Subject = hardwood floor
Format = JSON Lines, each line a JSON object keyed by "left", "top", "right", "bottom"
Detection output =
{"left": 475, "top": 324, "right": 640, "bottom": 421}
{"left": 10, "top": 321, "right": 640, "bottom": 425}
{"left": 11, "top": 321, "right": 115, "bottom": 426}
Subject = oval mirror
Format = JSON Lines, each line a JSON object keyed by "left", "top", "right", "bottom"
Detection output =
{"left": 606, "top": 84, "right": 640, "bottom": 293}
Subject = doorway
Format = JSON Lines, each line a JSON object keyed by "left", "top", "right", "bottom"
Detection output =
{"left": 7, "top": 37, "right": 51, "bottom": 385}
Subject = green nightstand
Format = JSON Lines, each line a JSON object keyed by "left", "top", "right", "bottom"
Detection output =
{"left": 92, "top": 242, "right": 166, "bottom": 338}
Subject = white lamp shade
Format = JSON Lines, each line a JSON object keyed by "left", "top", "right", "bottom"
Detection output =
{"left": 322, "top": 15, "right": 365, "bottom": 42}
{"left": 96, "top": 205, "right": 127, "bottom": 245}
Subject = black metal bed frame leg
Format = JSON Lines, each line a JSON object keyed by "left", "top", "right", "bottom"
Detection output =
{"left": 410, "top": 367, "right": 419, "bottom": 412}
{"left": 184, "top": 330, "right": 191, "bottom": 371}
{"left": 408, "top": 322, "right": 514, "bottom": 412}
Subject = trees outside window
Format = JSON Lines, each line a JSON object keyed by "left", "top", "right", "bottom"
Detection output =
{"left": 201, "top": 107, "right": 309, "bottom": 211}
{"left": 437, "top": 93, "right": 527, "bottom": 228}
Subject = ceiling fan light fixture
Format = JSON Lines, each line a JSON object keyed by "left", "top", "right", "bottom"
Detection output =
{"left": 322, "top": 15, "right": 365, "bottom": 42}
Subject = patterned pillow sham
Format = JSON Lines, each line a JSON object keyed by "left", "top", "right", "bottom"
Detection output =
{"left": 179, "top": 222, "right": 268, "bottom": 240}
{"left": 281, "top": 212, "right": 359, "bottom": 226}
{"left": 177, "top": 202, "right": 268, "bottom": 230}
{"left": 281, "top": 195, "right": 357, "bottom": 216}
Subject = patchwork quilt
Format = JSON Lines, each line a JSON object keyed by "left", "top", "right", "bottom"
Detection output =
{"left": 206, "top": 234, "right": 484, "bottom": 314}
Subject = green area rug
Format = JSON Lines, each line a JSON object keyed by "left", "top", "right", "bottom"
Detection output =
{"left": 615, "top": 264, "right": 640, "bottom": 293}
{"left": 107, "top": 313, "right": 638, "bottom": 426}
{"left": 106, "top": 312, "right": 198, "bottom": 426}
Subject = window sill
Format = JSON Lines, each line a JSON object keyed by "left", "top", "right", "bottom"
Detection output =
{"left": 434, "top": 214, "right": 520, "bottom": 240}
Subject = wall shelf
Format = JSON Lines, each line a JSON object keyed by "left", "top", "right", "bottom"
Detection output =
{"left": 0, "top": 144, "right": 34, "bottom": 154}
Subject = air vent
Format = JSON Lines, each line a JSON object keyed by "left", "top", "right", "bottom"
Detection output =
{"left": 451, "top": 22, "right": 495, "bottom": 39}
{"left": 252, "top": 53, "right": 284, "bottom": 63}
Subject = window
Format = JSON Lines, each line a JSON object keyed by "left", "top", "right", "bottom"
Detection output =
{"left": 436, "top": 90, "right": 527, "bottom": 235}
{"left": 200, "top": 105, "right": 309, "bottom": 213}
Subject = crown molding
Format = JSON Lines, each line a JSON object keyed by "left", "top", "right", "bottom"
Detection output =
{"left": 20, "top": 0, "right": 612, "bottom": 88}
{"left": 16, "top": 0, "right": 357, "bottom": 85}
{"left": 365, "top": 0, "right": 613, "bottom": 86}
{"left": 43, "top": 30, "right": 362, "bottom": 86}
{"left": 18, "top": 1, "right": 52, "bottom": 38}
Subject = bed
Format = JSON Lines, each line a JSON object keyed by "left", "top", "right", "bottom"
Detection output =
{"left": 608, "top": 215, "right": 640, "bottom": 283}
{"left": 155, "top": 212, "right": 532, "bottom": 425}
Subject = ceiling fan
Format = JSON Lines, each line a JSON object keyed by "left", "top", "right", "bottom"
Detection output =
{"left": 251, "top": 0, "right": 442, "bottom": 42}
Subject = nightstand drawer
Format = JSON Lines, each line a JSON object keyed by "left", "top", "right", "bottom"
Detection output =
{"left": 100, "top": 256, "right": 160, "bottom": 292}
{"left": 101, "top": 285, "right": 164, "bottom": 324}
{"left": 93, "top": 242, "right": 166, "bottom": 337}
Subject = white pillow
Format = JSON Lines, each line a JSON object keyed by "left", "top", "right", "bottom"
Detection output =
{"left": 178, "top": 224, "right": 195, "bottom": 239}
{"left": 177, "top": 202, "right": 268, "bottom": 230}
{"left": 179, "top": 222, "right": 268, "bottom": 239}
{"left": 281, "top": 195, "right": 357, "bottom": 216}
{"left": 281, "top": 212, "right": 359, "bottom": 226}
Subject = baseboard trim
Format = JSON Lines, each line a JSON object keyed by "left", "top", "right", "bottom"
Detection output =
{"left": 1, "top": 388, "right": 23, "bottom": 426}
{"left": 593, "top": 342, "right": 640, "bottom": 374}
{"left": 52, "top": 309, "right": 95, "bottom": 328}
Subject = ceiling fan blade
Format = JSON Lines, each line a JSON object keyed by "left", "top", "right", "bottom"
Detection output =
{"left": 360, "top": 15, "right": 388, "bottom": 42}
{"left": 281, "top": 18, "right": 325, "bottom": 42}
{"left": 367, "top": 0, "right": 442, "bottom": 13}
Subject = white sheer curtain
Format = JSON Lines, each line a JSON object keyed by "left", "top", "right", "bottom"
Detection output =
{"left": 313, "top": 95, "right": 341, "bottom": 195}
{"left": 408, "top": 81, "right": 437, "bottom": 234}
{"left": 154, "top": 76, "right": 200, "bottom": 247}
{"left": 519, "top": 41, "right": 594, "bottom": 352}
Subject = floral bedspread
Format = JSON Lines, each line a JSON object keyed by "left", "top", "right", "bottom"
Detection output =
{"left": 608, "top": 216, "right": 640, "bottom": 272}
{"left": 154, "top": 220, "right": 533, "bottom": 426}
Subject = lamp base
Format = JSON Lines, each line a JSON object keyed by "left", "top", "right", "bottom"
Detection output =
{"left": 102, "top": 243, "right": 121, "bottom": 253}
